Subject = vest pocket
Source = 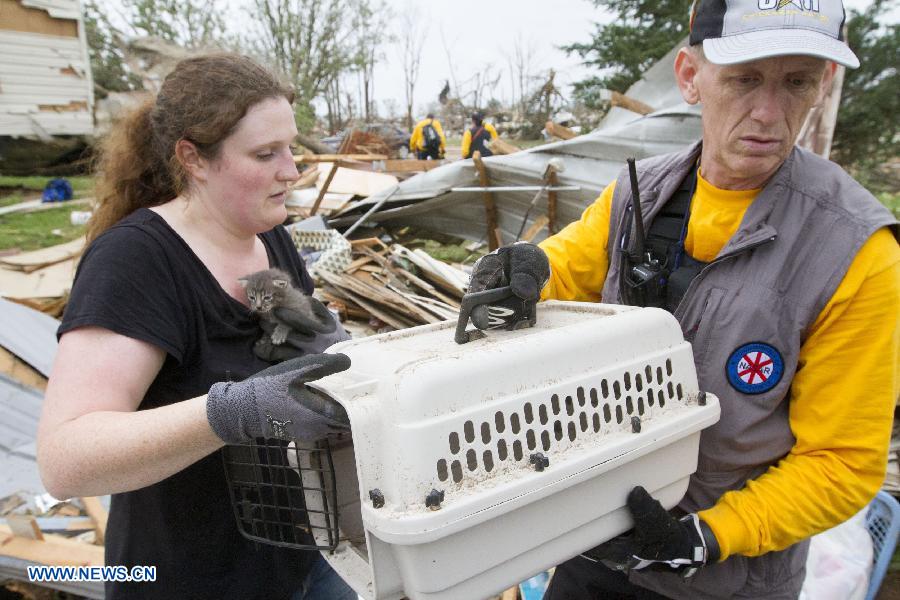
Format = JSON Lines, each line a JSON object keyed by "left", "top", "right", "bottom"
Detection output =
{"left": 680, "top": 286, "right": 727, "bottom": 367}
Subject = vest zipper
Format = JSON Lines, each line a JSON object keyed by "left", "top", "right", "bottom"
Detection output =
{"left": 674, "top": 234, "right": 777, "bottom": 318}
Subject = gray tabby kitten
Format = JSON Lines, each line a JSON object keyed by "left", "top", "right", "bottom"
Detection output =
{"left": 239, "top": 268, "right": 316, "bottom": 345}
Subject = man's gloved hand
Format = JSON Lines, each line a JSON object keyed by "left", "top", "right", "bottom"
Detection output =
{"left": 207, "top": 353, "right": 351, "bottom": 444}
{"left": 467, "top": 242, "right": 550, "bottom": 330}
{"left": 583, "top": 486, "right": 720, "bottom": 578}
{"left": 254, "top": 298, "right": 351, "bottom": 362}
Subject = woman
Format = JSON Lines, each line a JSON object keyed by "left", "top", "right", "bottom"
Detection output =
{"left": 36, "top": 54, "right": 355, "bottom": 599}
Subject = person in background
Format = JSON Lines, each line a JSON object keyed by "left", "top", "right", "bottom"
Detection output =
{"left": 409, "top": 113, "right": 446, "bottom": 160}
{"left": 36, "top": 53, "right": 356, "bottom": 600}
{"left": 466, "top": 0, "right": 899, "bottom": 597}
{"left": 461, "top": 111, "right": 498, "bottom": 159}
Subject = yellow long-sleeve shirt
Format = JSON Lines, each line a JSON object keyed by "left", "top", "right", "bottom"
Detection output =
{"left": 461, "top": 123, "right": 498, "bottom": 159}
{"left": 540, "top": 174, "right": 900, "bottom": 560}
{"left": 409, "top": 118, "right": 446, "bottom": 154}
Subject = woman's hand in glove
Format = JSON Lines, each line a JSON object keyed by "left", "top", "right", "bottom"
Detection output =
{"left": 206, "top": 353, "right": 351, "bottom": 444}
{"left": 254, "top": 297, "right": 351, "bottom": 362}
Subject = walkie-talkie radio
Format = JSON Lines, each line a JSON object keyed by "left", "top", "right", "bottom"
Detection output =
{"left": 620, "top": 158, "right": 700, "bottom": 310}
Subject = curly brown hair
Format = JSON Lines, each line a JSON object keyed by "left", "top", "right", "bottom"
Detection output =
{"left": 87, "top": 53, "right": 294, "bottom": 243}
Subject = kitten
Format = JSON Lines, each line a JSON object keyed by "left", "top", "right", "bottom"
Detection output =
{"left": 239, "top": 268, "right": 317, "bottom": 345}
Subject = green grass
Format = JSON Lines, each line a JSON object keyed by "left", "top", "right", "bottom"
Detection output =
{"left": 0, "top": 192, "right": 28, "bottom": 208}
{"left": 0, "top": 174, "right": 94, "bottom": 194}
{"left": 0, "top": 205, "right": 86, "bottom": 251}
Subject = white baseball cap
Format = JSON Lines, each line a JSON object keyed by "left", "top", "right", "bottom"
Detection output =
{"left": 689, "top": 0, "right": 859, "bottom": 68}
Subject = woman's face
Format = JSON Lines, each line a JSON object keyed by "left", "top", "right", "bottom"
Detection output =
{"left": 203, "top": 96, "right": 299, "bottom": 234}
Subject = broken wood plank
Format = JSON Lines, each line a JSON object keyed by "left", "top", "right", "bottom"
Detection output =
{"left": 522, "top": 215, "right": 551, "bottom": 243}
{"left": 6, "top": 515, "right": 43, "bottom": 540}
{"left": 0, "top": 237, "right": 85, "bottom": 273}
{"left": 0, "top": 524, "right": 104, "bottom": 566}
{"left": 546, "top": 168, "right": 559, "bottom": 235}
{"left": 544, "top": 121, "right": 576, "bottom": 140}
{"left": 81, "top": 497, "right": 107, "bottom": 545}
{"left": 501, "top": 586, "right": 518, "bottom": 600}
{"left": 291, "top": 166, "right": 320, "bottom": 189}
{"left": 472, "top": 151, "right": 501, "bottom": 251}
{"left": 610, "top": 91, "right": 654, "bottom": 116}
{"left": 487, "top": 137, "right": 520, "bottom": 155}
{"left": 310, "top": 162, "right": 340, "bottom": 216}
{"left": 294, "top": 154, "right": 388, "bottom": 163}
{"left": 379, "top": 159, "right": 444, "bottom": 173}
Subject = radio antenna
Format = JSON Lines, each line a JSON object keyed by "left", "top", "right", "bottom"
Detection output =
{"left": 627, "top": 158, "right": 645, "bottom": 262}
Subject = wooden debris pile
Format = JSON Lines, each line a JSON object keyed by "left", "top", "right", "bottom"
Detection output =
{"left": 0, "top": 237, "right": 82, "bottom": 317}
{"left": 1, "top": 492, "right": 107, "bottom": 597}
{"left": 317, "top": 237, "right": 470, "bottom": 331}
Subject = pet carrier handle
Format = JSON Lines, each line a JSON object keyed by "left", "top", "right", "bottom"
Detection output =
{"left": 454, "top": 285, "right": 537, "bottom": 344}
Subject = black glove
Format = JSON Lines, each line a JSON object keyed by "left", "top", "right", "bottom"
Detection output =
{"left": 254, "top": 299, "right": 351, "bottom": 362}
{"left": 583, "top": 486, "right": 720, "bottom": 578}
{"left": 467, "top": 242, "right": 550, "bottom": 330}
{"left": 207, "top": 353, "right": 351, "bottom": 444}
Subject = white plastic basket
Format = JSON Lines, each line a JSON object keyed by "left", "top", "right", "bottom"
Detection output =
{"left": 308, "top": 301, "right": 720, "bottom": 600}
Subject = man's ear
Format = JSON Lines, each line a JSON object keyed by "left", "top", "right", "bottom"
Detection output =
{"left": 674, "top": 47, "right": 702, "bottom": 105}
{"left": 174, "top": 139, "right": 209, "bottom": 183}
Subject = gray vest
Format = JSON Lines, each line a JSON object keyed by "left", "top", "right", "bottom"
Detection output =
{"left": 601, "top": 141, "right": 898, "bottom": 599}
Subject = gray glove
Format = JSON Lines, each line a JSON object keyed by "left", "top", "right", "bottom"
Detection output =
{"left": 207, "top": 353, "right": 351, "bottom": 444}
{"left": 254, "top": 300, "right": 351, "bottom": 362}
{"left": 468, "top": 242, "right": 551, "bottom": 329}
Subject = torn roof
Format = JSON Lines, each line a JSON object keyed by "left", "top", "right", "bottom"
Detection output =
{"left": 329, "top": 40, "right": 700, "bottom": 244}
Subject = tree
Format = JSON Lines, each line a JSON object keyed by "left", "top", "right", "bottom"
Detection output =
{"left": 83, "top": 0, "right": 143, "bottom": 97}
{"left": 563, "top": 0, "right": 690, "bottom": 107}
{"left": 397, "top": 5, "right": 428, "bottom": 130}
{"left": 352, "top": 0, "right": 392, "bottom": 123}
{"left": 250, "top": 0, "right": 361, "bottom": 131}
{"left": 830, "top": 0, "right": 899, "bottom": 189}
{"left": 122, "top": 0, "right": 227, "bottom": 49}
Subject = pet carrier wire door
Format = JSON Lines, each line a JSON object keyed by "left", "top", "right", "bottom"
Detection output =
{"left": 303, "top": 301, "right": 721, "bottom": 600}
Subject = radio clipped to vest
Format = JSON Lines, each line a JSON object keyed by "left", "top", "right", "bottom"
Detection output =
{"left": 620, "top": 158, "right": 703, "bottom": 312}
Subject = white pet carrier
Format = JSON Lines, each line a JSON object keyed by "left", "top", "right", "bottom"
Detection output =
{"left": 275, "top": 301, "right": 721, "bottom": 599}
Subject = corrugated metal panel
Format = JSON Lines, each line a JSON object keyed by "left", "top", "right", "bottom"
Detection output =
{"left": 20, "top": 0, "right": 80, "bottom": 20}
{"left": 0, "top": 297, "right": 59, "bottom": 377}
{"left": 0, "top": 26, "right": 93, "bottom": 137}
{"left": 0, "top": 374, "right": 42, "bottom": 454}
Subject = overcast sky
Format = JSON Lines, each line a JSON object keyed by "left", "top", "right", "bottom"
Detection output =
{"left": 370, "top": 0, "right": 607, "bottom": 117}
{"left": 366, "top": 0, "right": 886, "bottom": 118}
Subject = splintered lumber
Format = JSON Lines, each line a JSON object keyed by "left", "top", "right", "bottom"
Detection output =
{"left": 0, "top": 237, "right": 84, "bottom": 273}
{"left": 294, "top": 154, "right": 388, "bottom": 163}
{"left": 610, "top": 91, "right": 654, "bottom": 116}
{"left": 391, "top": 244, "right": 468, "bottom": 296}
{"left": 546, "top": 168, "right": 559, "bottom": 235}
{"left": 472, "top": 151, "right": 502, "bottom": 251}
{"left": 544, "top": 121, "right": 576, "bottom": 140}
{"left": 311, "top": 162, "right": 340, "bottom": 216}
{"left": 6, "top": 515, "right": 43, "bottom": 540}
{"left": 291, "top": 166, "right": 320, "bottom": 189}
{"left": 378, "top": 159, "right": 444, "bottom": 173}
{"left": 487, "top": 137, "right": 520, "bottom": 156}
{"left": 522, "top": 215, "right": 551, "bottom": 243}
{"left": 81, "top": 497, "right": 107, "bottom": 544}
{"left": 0, "top": 524, "right": 104, "bottom": 566}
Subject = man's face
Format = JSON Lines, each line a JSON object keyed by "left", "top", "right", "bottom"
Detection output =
{"left": 675, "top": 50, "right": 833, "bottom": 189}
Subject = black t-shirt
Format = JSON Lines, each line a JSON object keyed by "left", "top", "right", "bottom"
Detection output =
{"left": 58, "top": 208, "right": 317, "bottom": 599}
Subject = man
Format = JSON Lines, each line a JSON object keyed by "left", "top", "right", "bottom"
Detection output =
{"left": 409, "top": 113, "right": 446, "bottom": 160}
{"left": 467, "top": 0, "right": 899, "bottom": 598}
{"left": 461, "top": 111, "right": 499, "bottom": 159}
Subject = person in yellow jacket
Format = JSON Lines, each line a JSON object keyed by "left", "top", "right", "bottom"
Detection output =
{"left": 409, "top": 114, "right": 446, "bottom": 160}
{"left": 461, "top": 112, "right": 498, "bottom": 159}
{"left": 465, "top": 0, "right": 899, "bottom": 598}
